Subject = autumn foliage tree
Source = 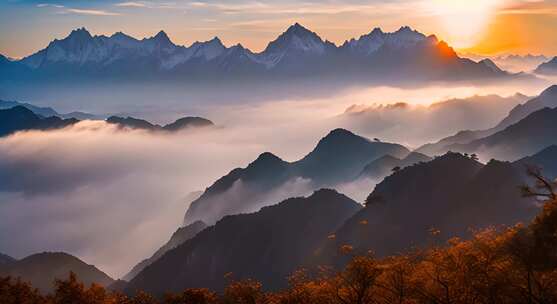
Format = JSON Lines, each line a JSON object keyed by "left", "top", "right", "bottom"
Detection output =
{"left": 164, "top": 288, "right": 218, "bottom": 304}
{"left": 0, "top": 276, "right": 44, "bottom": 304}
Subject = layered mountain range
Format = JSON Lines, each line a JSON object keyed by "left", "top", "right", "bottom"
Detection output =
{"left": 417, "top": 85, "right": 557, "bottom": 159}
{"left": 446, "top": 107, "right": 557, "bottom": 160}
{"left": 5, "top": 95, "right": 557, "bottom": 293}
{"left": 183, "top": 129, "right": 410, "bottom": 225}
{"left": 358, "top": 152, "right": 432, "bottom": 181}
{"left": 183, "top": 85, "right": 557, "bottom": 235}
{"left": 0, "top": 106, "right": 79, "bottom": 137}
{"left": 341, "top": 93, "right": 529, "bottom": 148}
{"left": 126, "top": 147, "right": 555, "bottom": 294}
{"left": 0, "top": 104, "right": 214, "bottom": 137}
{"left": 3, "top": 145, "right": 554, "bottom": 294}
{"left": 0, "top": 99, "right": 100, "bottom": 120}
{"left": 0, "top": 24, "right": 512, "bottom": 83}
{"left": 535, "top": 56, "right": 557, "bottom": 74}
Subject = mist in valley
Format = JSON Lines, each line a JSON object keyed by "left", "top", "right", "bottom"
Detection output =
{"left": 0, "top": 78, "right": 552, "bottom": 278}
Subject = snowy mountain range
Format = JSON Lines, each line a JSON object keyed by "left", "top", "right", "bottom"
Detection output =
{"left": 1, "top": 23, "right": 513, "bottom": 83}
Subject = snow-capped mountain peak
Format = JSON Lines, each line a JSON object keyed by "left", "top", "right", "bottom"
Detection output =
{"left": 55, "top": 27, "right": 94, "bottom": 49}
{"left": 342, "top": 25, "right": 427, "bottom": 55}
{"left": 36, "top": 27, "right": 99, "bottom": 66}
{"left": 284, "top": 22, "right": 312, "bottom": 36}
{"left": 12, "top": 25, "right": 506, "bottom": 80}
{"left": 153, "top": 31, "right": 171, "bottom": 43}
{"left": 263, "top": 23, "right": 328, "bottom": 54}
{"left": 190, "top": 37, "right": 226, "bottom": 60}
{"left": 65, "top": 27, "right": 93, "bottom": 42}
{"left": 108, "top": 31, "right": 140, "bottom": 48}
{"left": 257, "top": 23, "right": 333, "bottom": 68}
{"left": 392, "top": 26, "right": 426, "bottom": 43}
{"left": 142, "top": 30, "right": 177, "bottom": 53}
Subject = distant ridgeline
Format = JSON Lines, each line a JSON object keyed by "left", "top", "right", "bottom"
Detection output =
{"left": 0, "top": 101, "right": 214, "bottom": 137}
{"left": 183, "top": 85, "right": 557, "bottom": 229}
{"left": 106, "top": 116, "right": 214, "bottom": 132}
{"left": 535, "top": 56, "right": 557, "bottom": 75}
{"left": 0, "top": 24, "right": 520, "bottom": 84}
{"left": 0, "top": 106, "right": 79, "bottom": 137}
{"left": 417, "top": 85, "right": 557, "bottom": 161}
{"left": 183, "top": 128, "right": 410, "bottom": 225}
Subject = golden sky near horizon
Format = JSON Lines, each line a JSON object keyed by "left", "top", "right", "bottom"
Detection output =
{"left": 466, "top": 1, "right": 557, "bottom": 55}
{"left": 0, "top": 0, "right": 555, "bottom": 58}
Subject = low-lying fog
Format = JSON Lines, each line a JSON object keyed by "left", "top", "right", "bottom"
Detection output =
{"left": 0, "top": 78, "right": 552, "bottom": 278}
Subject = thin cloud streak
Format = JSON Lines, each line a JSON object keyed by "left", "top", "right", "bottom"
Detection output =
{"left": 184, "top": 1, "right": 420, "bottom": 16}
{"left": 64, "top": 8, "right": 122, "bottom": 16}
{"left": 115, "top": 2, "right": 148, "bottom": 8}
{"left": 36, "top": 4, "right": 122, "bottom": 16}
{"left": 37, "top": 3, "right": 65, "bottom": 8}
{"left": 498, "top": 0, "right": 557, "bottom": 15}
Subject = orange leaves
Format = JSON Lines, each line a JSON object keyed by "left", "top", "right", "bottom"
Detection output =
{"left": 339, "top": 245, "right": 354, "bottom": 255}
{"left": 165, "top": 288, "right": 218, "bottom": 304}
{"left": 223, "top": 279, "right": 264, "bottom": 304}
{"left": 428, "top": 227, "right": 441, "bottom": 237}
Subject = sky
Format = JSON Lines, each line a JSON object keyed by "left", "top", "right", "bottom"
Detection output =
{"left": 0, "top": 0, "right": 556, "bottom": 59}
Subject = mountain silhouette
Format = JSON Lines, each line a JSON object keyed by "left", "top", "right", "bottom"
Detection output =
{"left": 358, "top": 152, "right": 432, "bottom": 180}
{"left": 0, "top": 106, "right": 78, "bottom": 137}
{"left": 183, "top": 128, "right": 409, "bottom": 225}
{"left": 107, "top": 115, "right": 214, "bottom": 132}
{"left": 127, "top": 189, "right": 361, "bottom": 295}
{"left": 417, "top": 85, "right": 557, "bottom": 157}
{"left": 358, "top": 155, "right": 400, "bottom": 180}
{"left": 0, "top": 100, "right": 59, "bottom": 117}
{"left": 447, "top": 107, "right": 557, "bottom": 160}
{"left": 535, "top": 57, "right": 557, "bottom": 75}
{"left": 0, "top": 253, "right": 15, "bottom": 266}
{"left": 0, "top": 252, "right": 113, "bottom": 294}
{"left": 123, "top": 221, "right": 207, "bottom": 281}
{"left": 0, "top": 54, "right": 29, "bottom": 79}
{"left": 494, "top": 85, "right": 557, "bottom": 130}
{"left": 416, "top": 128, "right": 493, "bottom": 156}
{"left": 106, "top": 116, "right": 158, "bottom": 130}
{"left": 0, "top": 99, "right": 100, "bottom": 120}
{"left": 295, "top": 129, "right": 410, "bottom": 184}
{"left": 184, "top": 152, "right": 293, "bottom": 225}
{"left": 163, "top": 117, "right": 214, "bottom": 131}
{"left": 325, "top": 152, "right": 537, "bottom": 264}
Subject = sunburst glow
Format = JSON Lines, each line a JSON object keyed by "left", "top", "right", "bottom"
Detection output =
{"left": 427, "top": 0, "right": 504, "bottom": 49}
